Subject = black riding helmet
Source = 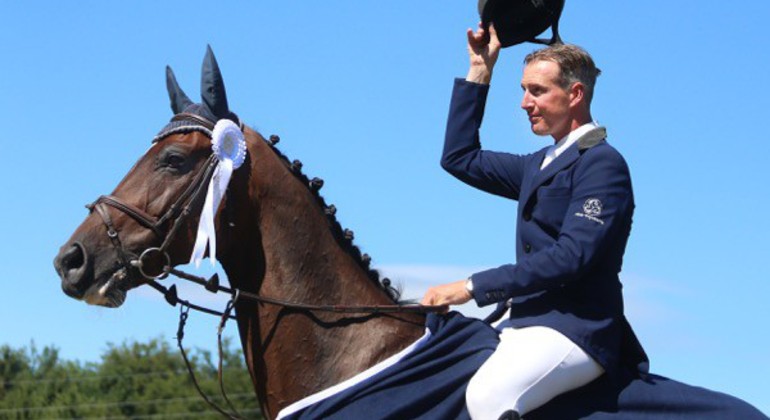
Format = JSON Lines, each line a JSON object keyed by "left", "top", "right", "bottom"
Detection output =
{"left": 478, "top": 0, "right": 565, "bottom": 47}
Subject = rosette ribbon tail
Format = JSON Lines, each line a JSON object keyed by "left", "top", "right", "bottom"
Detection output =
{"left": 189, "top": 120, "right": 247, "bottom": 267}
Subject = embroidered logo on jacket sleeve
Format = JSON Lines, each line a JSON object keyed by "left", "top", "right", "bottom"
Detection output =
{"left": 575, "top": 198, "right": 605, "bottom": 225}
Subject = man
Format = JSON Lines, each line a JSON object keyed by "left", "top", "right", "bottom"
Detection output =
{"left": 421, "top": 24, "right": 647, "bottom": 419}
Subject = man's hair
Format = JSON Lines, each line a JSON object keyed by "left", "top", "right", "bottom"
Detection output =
{"left": 524, "top": 44, "right": 601, "bottom": 105}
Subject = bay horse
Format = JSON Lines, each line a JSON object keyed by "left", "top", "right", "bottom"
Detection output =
{"left": 54, "top": 47, "right": 768, "bottom": 420}
{"left": 53, "top": 46, "right": 429, "bottom": 419}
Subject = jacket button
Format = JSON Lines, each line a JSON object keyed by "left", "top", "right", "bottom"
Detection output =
{"left": 523, "top": 212, "right": 532, "bottom": 222}
{"left": 524, "top": 244, "right": 532, "bottom": 253}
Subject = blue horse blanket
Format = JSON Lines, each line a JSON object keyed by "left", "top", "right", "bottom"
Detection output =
{"left": 277, "top": 312, "right": 766, "bottom": 419}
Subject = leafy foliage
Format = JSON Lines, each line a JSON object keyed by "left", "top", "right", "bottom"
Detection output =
{"left": 0, "top": 338, "right": 262, "bottom": 419}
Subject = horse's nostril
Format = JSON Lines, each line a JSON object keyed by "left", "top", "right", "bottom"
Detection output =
{"left": 55, "top": 242, "right": 91, "bottom": 297}
{"left": 61, "top": 243, "right": 86, "bottom": 272}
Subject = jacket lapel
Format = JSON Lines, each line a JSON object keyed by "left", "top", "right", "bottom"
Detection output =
{"left": 520, "top": 126, "right": 608, "bottom": 205}
{"left": 520, "top": 148, "right": 547, "bottom": 204}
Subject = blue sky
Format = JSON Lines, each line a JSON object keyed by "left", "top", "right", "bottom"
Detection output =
{"left": 1, "top": 0, "right": 768, "bottom": 414}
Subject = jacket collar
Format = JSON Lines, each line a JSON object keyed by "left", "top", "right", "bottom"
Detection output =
{"left": 544, "top": 122, "right": 600, "bottom": 167}
{"left": 522, "top": 126, "right": 608, "bottom": 204}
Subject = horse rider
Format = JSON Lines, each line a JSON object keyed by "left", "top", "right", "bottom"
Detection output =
{"left": 421, "top": 23, "right": 648, "bottom": 419}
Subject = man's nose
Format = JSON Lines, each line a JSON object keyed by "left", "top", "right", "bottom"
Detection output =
{"left": 521, "top": 92, "right": 534, "bottom": 111}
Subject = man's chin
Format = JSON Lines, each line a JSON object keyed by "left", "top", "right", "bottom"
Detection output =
{"left": 530, "top": 124, "right": 550, "bottom": 136}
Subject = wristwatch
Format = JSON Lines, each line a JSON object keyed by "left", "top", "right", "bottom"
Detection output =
{"left": 465, "top": 277, "right": 474, "bottom": 294}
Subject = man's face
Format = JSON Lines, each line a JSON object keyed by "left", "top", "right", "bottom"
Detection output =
{"left": 520, "top": 60, "right": 573, "bottom": 140}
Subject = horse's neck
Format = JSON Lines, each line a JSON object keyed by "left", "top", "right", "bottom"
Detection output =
{"left": 224, "top": 134, "right": 425, "bottom": 417}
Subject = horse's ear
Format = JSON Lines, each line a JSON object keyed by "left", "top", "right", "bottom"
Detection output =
{"left": 200, "top": 45, "right": 230, "bottom": 119}
{"left": 166, "top": 66, "right": 193, "bottom": 114}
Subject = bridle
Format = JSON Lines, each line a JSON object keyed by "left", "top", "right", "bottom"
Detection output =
{"left": 87, "top": 111, "right": 446, "bottom": 315}
{"left": 87, "top": 112, "right": 447, "bottom": 419}
{"left": 87, "top": 112, "right": 221, "bottom": 295}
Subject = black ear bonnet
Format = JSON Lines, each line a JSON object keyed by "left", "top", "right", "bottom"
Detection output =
{"left": 158, "top": 45, "right": 240, "bottom": 140}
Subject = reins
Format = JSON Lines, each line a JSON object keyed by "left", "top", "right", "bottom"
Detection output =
{"left": 159, "top": 266, "right": 446, "bottom": 314}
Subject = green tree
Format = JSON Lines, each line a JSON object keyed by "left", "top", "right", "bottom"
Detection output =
{"left": 0, "top": 338, "right": 262, "bottom": 419}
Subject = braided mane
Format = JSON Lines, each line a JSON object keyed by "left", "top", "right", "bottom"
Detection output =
{"left": 260, "top": 132, "right": 401, "bottom": 303}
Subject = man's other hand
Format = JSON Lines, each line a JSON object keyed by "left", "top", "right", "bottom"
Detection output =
{"left": 421, "top": 279, "right": 473, "bottom": 308}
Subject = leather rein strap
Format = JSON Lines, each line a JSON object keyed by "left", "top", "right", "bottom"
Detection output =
{"left": 158, "top": 266, "right": 445, "bottom": 315}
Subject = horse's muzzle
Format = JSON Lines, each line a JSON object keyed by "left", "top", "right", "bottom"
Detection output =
{"left": 54, "top": 241, "right": 92, "bottom": 299}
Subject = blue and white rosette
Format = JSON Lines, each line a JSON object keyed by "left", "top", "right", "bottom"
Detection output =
{"left": 189, "top": 119, "right": 247, "bottom": 267}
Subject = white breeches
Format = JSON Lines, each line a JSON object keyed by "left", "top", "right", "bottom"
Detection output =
{"left": 465, "top": 326, "right": 604, "bottom": 419}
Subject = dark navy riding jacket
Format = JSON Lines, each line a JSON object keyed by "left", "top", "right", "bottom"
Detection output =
{"left": 442, "top": 78, "right": 647, "bottom": 377}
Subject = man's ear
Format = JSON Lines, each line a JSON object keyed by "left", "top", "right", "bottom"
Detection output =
{"left": 569, "top": 82, "right": 586, "bottom": 107}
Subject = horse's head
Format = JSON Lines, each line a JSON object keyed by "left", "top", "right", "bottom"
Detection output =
{"left": 54, "top": 46, "right": 247, "bottom": 307}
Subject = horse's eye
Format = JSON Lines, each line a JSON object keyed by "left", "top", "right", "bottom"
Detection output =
{"left": 167, "top": 154, "right": 185, "bottom": 167}
{"left": 160, "top": 152, "right": 187, "bottom": 170}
